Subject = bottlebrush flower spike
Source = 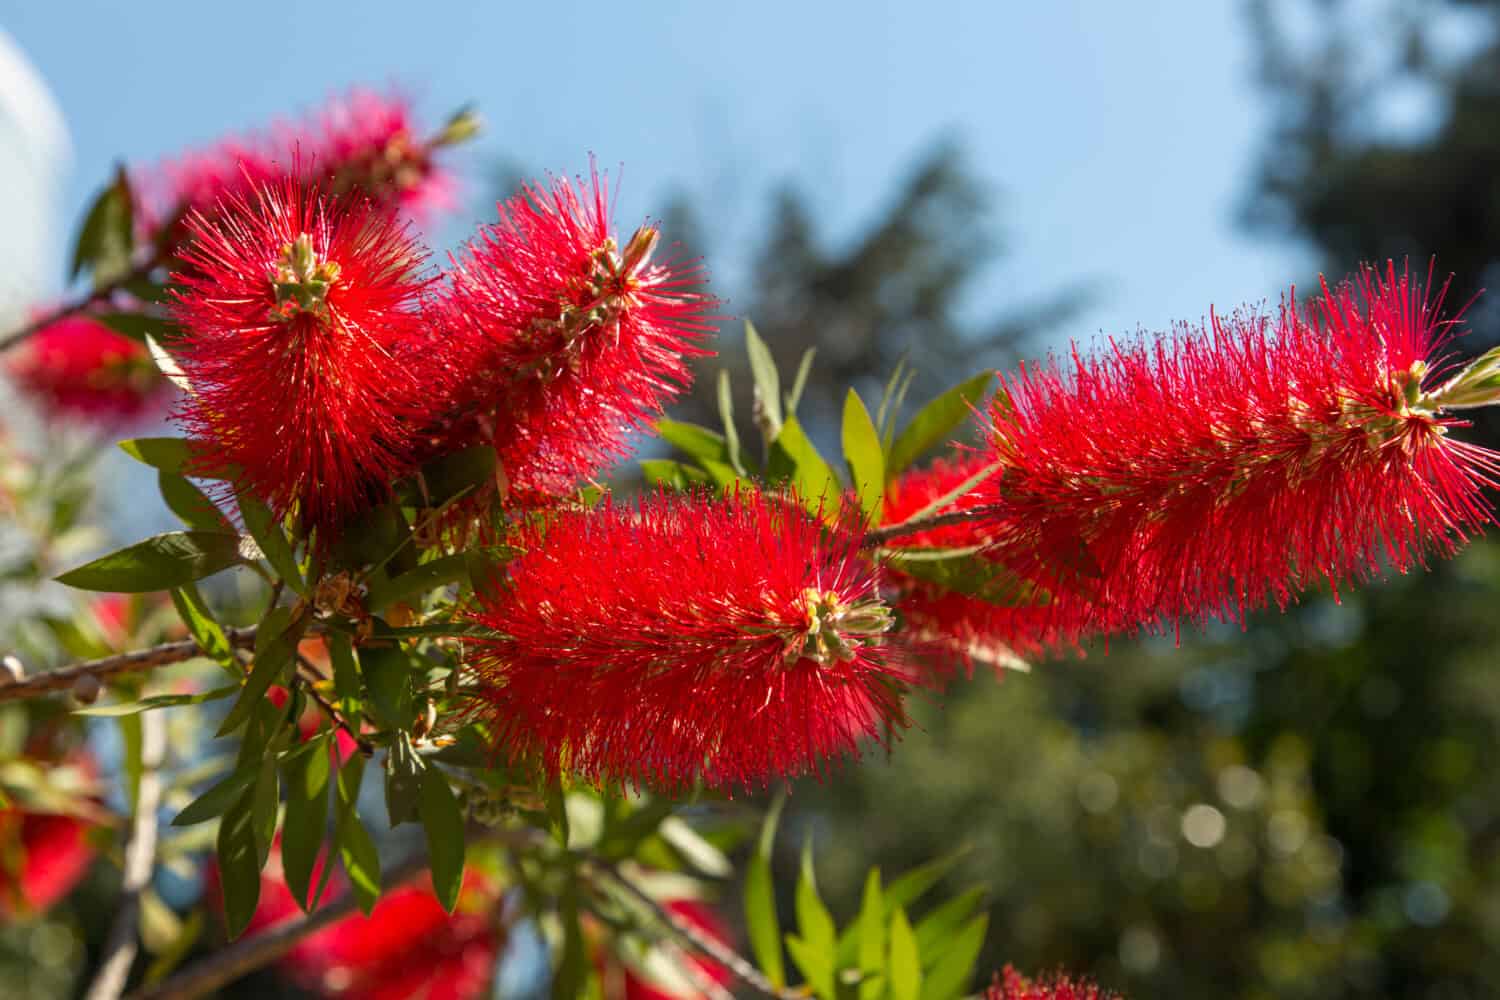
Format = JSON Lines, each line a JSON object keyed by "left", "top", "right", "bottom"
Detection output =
{"left": 466, "top": 490, "right": 911, "bottom": 792}
{"left": 7, "top": 315, "right": 166, "bottom": 423}
{"left": 170, "top": 177, "right": 434, "bottom": 545}
{"left": 978, "top": 261, "right": 1499, "bottom": 638}
{"left": 986, "top": 966, "right": 1122, "bottom": 1000}
{"left": 435, "top": 165, "right": 716, "bottom": 499}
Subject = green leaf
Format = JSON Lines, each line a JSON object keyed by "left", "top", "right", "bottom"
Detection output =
{"left": 795, "top": 839, "right": 837, "bottom": 959}
{"left": 217, "top": 607, "right": 306, "bottom": 737}
{"left": 857, "top": 869, "right": 887, "bottom": 997}
{"left": 145, "top": 333, "right": 193, "bottom": 394}
{"left": 887, "top": 371, "right": 995, "bottom": 476}
{"left": 657, "top": 419, "right": 730, "bottom": 466}
{"left": 95, "top": 312, "right": 181, "bottom": 344}
{"left": 745, "top": 321, "right": 783, "bottom": 439}
{"left": 281, "top": 731, "right": 331, "bottom": 912}
{"left": 57, "top": 531, "right": 245, "bottom": 593}
{"left": 786, "top": 935, "right": 836, "bottom": 1000}
{"left": 384, "top": 732, "right": 425, "bottom": 827}
{"left": 768, "top": 416, "right": 840, "bottom": 514}
{"left": 913, "top": 887, "right": 985, "bottom": 963}
{"left": 699, "top": 458, "right": 756, "bottom": 492}
{"left": 888, "top": 908, "right": 923, "bottom": 1000}
{"left": 119, "top": 437, "right": 194, "bottom": 474}
{"left": 917, "top": 915, "right": 987, "bottom": 1000}
{"left": 170, "top": 584, "right": 237, "bottom": 677}
{"left": 744, "top": 795, "right": 786, "bottom": 988}
{"left": 366, "top": 553, "right": 469, "bottom": 613}
{"left": 75, "top": 685, "right": 237, "bottom": 717}
{"left": 158, "top": 472, "right": 229, "bottom": 532}
{"left": 420, "top": 444, "right": 497, "bottom": 506}
{"left": 420, "top": 768, "right": 465, "bottom": 913}
{"left": 640, "top": 459, "right": 709, "bottom": 490}
{"left": 71, "top": 166, "right": 134, "bottom": 284}
{"left": 215, "top": 787, "right": 262, "bottom": 940}
{"left": 716, "top": 369, "right": 745, "bottom": 475}
{"left": 842, "top": 389, "right": 886, "bottom": 522}
{"left": 554, "top": 881, "right": 588, "bottom": 1000}
{"left": 171, "top": 767, "right": 257, "bottom": 826}
{"left": 335, "top": 756, "right": 381, "bottom": 915}
{"left": 251, "top": 756, "right": 279, "bottom": 867}
{"left": 328, "top": 631, "right": 362, "bottom": 721}
{"left": 359, "top": 645, "right": 413, "bottom": 729}
{"left": 883, "top": 550, "right": 1030, "bottom": 607}
{"left": 238, "top": 491, "right": 305, "bottom": 595}
{"left": 786, "top": 347, "right": 817, "bottom": 416}
{"left": 885, "top": 851, "right": 967, "bottom": 914}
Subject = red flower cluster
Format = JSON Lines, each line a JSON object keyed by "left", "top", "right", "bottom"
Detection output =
{"left": 170, "top": 177, "right": 435, "bottom": 544}
{"left": 986, "top": 966, "right": 1121, "bottom": 1000}
{"left": 133, "top": 87, "right": 452, "bottom": 239}
{"left": 436, "top": 166, "right": 715, "bottom": 498}
{"left": 225, "top": 852, "right": 500, "bottom": 1000}
{"left": 0, "top": 809, "right": 94, "bottom": 918}
{"left": 7, "top": 315, "right": 166, "bottom": 423}
{"left": 466, "top": 490, "right": 911, "bottom": 791}
{"left": 977, "top": 263, "right": 1498, "bottom": 639}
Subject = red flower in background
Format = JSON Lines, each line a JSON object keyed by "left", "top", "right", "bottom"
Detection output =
{"left": 7, "top": 315, "right": 166, "bottom": 423}
{"left": 214, "top": 849, "right": 500, "bottom": 1000}
{"left": 170, "top": 176, "right": 436, "bottom": 545}
{"left": 978, "top": 262, "right": 1498, "bottom": 640}
{"left": 436, "top": 165, "right": 715, "bottom": 499}
{"left": 621, "top": 900, "right": 732, "bottom": 1000}
{"left": 986, "top": 966, "right": 1121, "bottom": 1000}
{"left": 133, "top": 87, "right": 455, "bottom": 240}
{"left": 467, "top": 490, "right": 911, "bottom": 792}
{"left": 0, "top": 810, "right": 94, "bottom": 918}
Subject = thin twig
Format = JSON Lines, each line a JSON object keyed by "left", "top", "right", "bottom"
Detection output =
{"left": 295, "top": 652, "right": 374, "bottom": 756}
{"left": 860, "top": 503, "right": 1009, "bottom": 549}
{"left": 84, "top": 711, "right": 166, "bottom": 1000}
{"left": 0, "top": 258, "right": 163, "bottom": 353}
{"left": 592, "top": 857, "right": 803, "bottom": 1000}
{"left": 0, "top": 628, "right": 260, "bottom": 704}
{"left": 124, "top": 851, "right": 432, "bottom": 1000}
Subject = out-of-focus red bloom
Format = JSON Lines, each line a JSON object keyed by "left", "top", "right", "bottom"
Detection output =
{"left": 621, "top": 900, "right": 732, "bottom": 1000}
{"left": 435, "top": 165, "right": 716, "bottom": 500}
{"left": 978, "top": 262, "right": 1498, "bottom": 639}
{"left": 216, "top": 848, "right": 500, "bottom": 1000}
{"left": 170, "top": 176, "right": 434, "bottom": 546}
{"left": 7, "top": 315, "right": 165, "bottom": 423}
{"left": 0, "top": 810, "right": 94, "bottom": 918}
{"left": 986, "top": 966, "right": 1121, "bottom": 1000}
{"left": 133, "top": 87, "right": 454, "bottom": 240}
{"left": 466, "top": 490, "right": 911, "bottom": 792}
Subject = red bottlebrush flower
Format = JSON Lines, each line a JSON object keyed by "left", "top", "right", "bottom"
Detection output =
{"left": 7, "top": 315, "right": 166, "bottom": 423}
{"left": 881, "top": 453, "right": 1000, "bottom": 550}
{"left": 986, "top": 966, "right": 1121, "bottom": 1000}
{"left": 170, "top": 177, "right": 434, "bottom": 545}
{"left": 977, "top": 262, "right": 1498, "bottom": 639}
{"left": 436, "top": 166, "right": 716, "bottom": 499}
{"left": 622, "top": 900, "right": 732, "bottom": 1000}
{"left": 216, "top": 849, "right": 500, "bottom": 1000}
{"left": 0, "top": 810, "right": 94, "bottom": 917}
{"left": 134, "top": 88, "right": 454, "bottom": 240}
{"left": 466, "top": 490, "right": 911, "bottom": 792}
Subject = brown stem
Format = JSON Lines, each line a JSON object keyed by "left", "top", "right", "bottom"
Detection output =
{"left": 0, "top": 257, "right": 164, "bottom": 353}
{"left": 0, "top": 628, "right": 260, "bottom": 704}
{"left": 860, "top": 503, "right": 1008, "bottom": 549}
{"left": 294, "top": 652, "right": 374, "bottom": 757}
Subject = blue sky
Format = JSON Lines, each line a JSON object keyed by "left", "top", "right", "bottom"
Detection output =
{"left": 5, "top": 0, "right": 1311, "bottom": 353}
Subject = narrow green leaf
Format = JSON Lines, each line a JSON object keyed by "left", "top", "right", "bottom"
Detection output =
{"left": 238, "top": 490, "right": 305, "bottom": 595}
{"left": 888, "top": 908, "right": 922, "bottom": 1000}
{"left": 842, "top": 389, "right": 886, "bottom": 522}
{"left": 328, "top": 631, "right": 362, "bottom": 721}
{"left": 640, "top": 459, "right": 708, "bottom": 490}
{"left": 366, "top": 553, "right": 469, "bottom": 613}
{"left": 71, "top": 166, "right": 134, "bottom": 284}
{"left": 785, "top": 347, "right": 817, "bottom": 416}
{"left": 716, "top": 369, "right": 745, "bottom": 474}
{"left": 120, "top": 714, "right": 143, "bottom": 812}
{"left": 768, "top": 416, "right": 840, "bottom": 514}
{"left": 419, "top": 768, "right": 465, "bottom": 913}
{"left": 57, "top": 531, "right": 244, "bottom": 593}
{"left": 170, "top": 584, "right": 237, "bottom": 676}
{"left": 359, "top": 645, "right": 413, "bottom": 729}
{"left": 281, "top": 731, "right": 331, "bottom": 912}
{"left": 554, "top": 881, "right": 588, "bottom": 1000}
{"left": 917, "top": 915, "right": 987, "bottom": 1000}
{"left": 384, "top": 733, "right": 426, "bottom": 827}
{"left": 795, "top": 839, "right": 837, "bottom": 956}
{"left": 118, "top": 437, "right": 194, "bottom": 473}
{"left": 887, "top": 371, "right": 995, "bottom": 476}
{"left": 251, "top": 756, "right": 279, "bottom": 867}
{"left": 158, "top": 472, "right": 229, "bottom": 532}
{"left": 75, "top": 685, "right": 237, "bottom": 717}
{"left": 744, "top": 794, "right": 786, "bottom": 988}
{"left": 745, "top": 321, "right": 783, "bottom": 439}
{"left": 171, "top": 767, "right": 258, "bottom": 827}
{"left": 420, "top": 444, "right": 497, "bottom": 506}
{"left": 335, "top": 756, "right": 381, "bottom": 915}
{"left": 545, "top": 782, "right": 570, "bottom": 847}
{"left": 857, "top": 869, "right": 887, "bottom": 997}
{"left": 885, "top": 851, "right": 967, "bottom": 914}
{"left": 95, "top": 312, "right": 180, "bottom": 344}
{"left": 216, "top": 787, "right": 262, "bottom": 940}
{"left": 217, "top": 608, "right": 306, "bottom": 737}
{"left": 786, "top": 935, "right": 835, "bottom": 1000}
{"left": 876, "top": 357, "right": 909, "bottom": 435}
{"left": 913, "top": 887, "right": 985, "bottom": 962}
{"left": 699, "top": 458, "right": 756, "bottom": 492}
{"left": 657, "top": 419, "right": 730, "bottom": 465}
